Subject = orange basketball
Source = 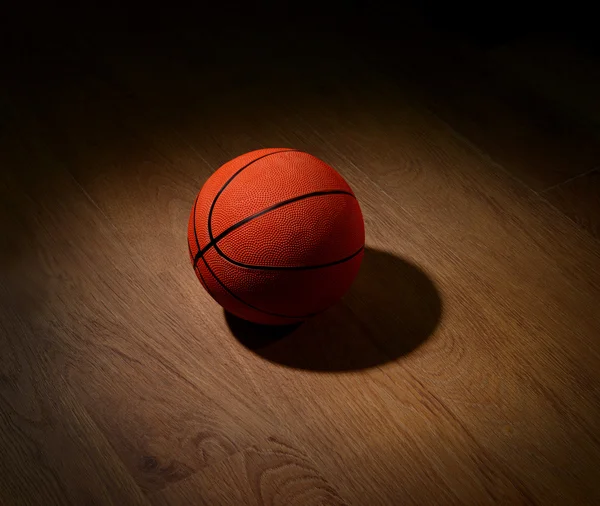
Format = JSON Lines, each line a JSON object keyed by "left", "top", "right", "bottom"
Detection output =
{"left": 187, "top": 148, "right": 365, "bottom": 325}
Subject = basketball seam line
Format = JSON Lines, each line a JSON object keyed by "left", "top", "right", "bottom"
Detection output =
{"left": 207, "top": 148, "right": 300, "bottom": 245}
{"left": 217, "top": 244, "right": 365, "bottom": 271}
{"left": 200, "top": 252, "right": 317, "bottom": 320}
{"left": 192, "top": 190, "right": 202, "bottom": 255}
{"left": 197, "top": 189, "right": 358, "bottom": 267}
{"left": 191, "top": 194, "right": 214, "bottom": 297}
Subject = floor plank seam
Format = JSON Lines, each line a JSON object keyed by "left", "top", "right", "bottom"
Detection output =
{"left": 539, "top": 166, "right": 599, "bottom": 193}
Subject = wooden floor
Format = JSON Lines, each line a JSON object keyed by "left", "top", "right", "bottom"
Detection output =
{"left": 2, "top": 7, "right": 600, "bottom": 505}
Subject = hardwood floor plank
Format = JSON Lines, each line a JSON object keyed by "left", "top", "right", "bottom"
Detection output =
{"left": 0, "top": 282, "right": 150, "bottom": 506}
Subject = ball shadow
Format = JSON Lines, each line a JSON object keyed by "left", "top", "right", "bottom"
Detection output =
{"left": 224, "top": 247, "right": 443, "bottom": 372}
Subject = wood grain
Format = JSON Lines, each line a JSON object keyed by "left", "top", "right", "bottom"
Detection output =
{"left": 150, "top": 438, "right": 349, "bottom": 506}
{"left": 2, "top": 19, "right": 600, "bottom": 506}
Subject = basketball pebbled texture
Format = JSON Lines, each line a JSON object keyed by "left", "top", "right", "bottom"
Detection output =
{"left": 187, "top": 148, "right": 365, "bottom": 325}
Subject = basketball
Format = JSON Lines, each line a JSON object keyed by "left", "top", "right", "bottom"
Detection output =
{"left": 187, "top": 148, "right": 365, "bottom": 325}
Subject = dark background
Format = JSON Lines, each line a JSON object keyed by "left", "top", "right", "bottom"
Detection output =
{"left": 1, "top": 2, "right": 597, "bottom": 47}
